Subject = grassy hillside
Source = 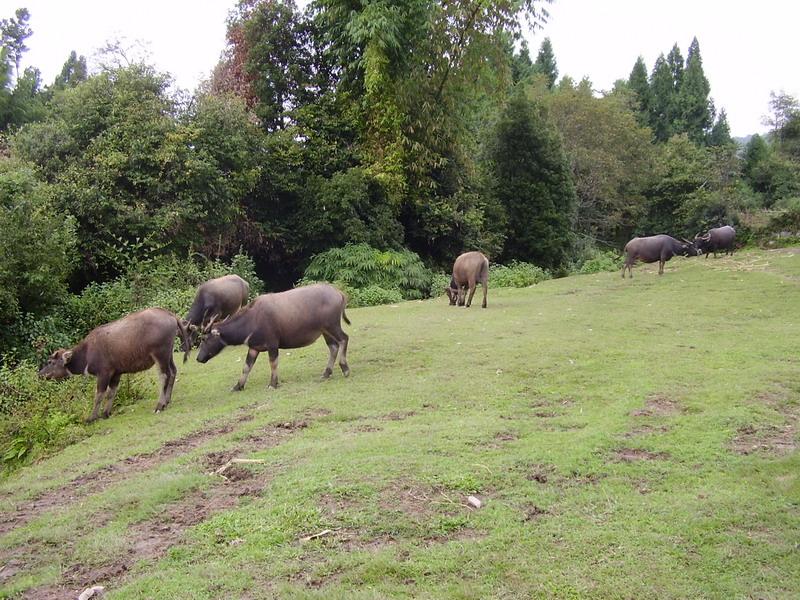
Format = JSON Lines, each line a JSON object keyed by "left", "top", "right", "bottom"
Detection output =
{"left": 1, "top": 248, "right": 799, "bottom": 599}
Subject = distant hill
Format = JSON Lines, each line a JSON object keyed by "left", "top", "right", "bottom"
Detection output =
{"left": 734, "top": 134, "right": 754, "bottom": 147}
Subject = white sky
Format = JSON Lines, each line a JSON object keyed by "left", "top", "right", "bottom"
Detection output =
{"left": 4, "top": 0, "right": 799, "bottom": 137}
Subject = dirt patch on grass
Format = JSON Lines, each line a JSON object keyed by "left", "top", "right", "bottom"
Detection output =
{"left": 379, "top": 482, "right": 471, "bottom": 520}
{"left": 533, "top": 410, "right": 559, "bottom": 418}
{"left": 21, "top": 457, "right": 276, "bottom": 599}
{"left": 623, "top": 424, "right": 670, "bottom": 438}
{"left": 631, "top": 394, "right": 683, "bottom": 417}
{"left": 731, "top": 423, "right": 797, "bottom": 456}
{"left": 382, "top": 411, "right": 417, "bottom": 421}
{"left": 521, "top": 504, "right": 549, "bottom": 521}
{"left": 731, "top": 389, "right": 798, "bottom": 456}
{"left": 525, "top": 463, "right": 555, "bottom": 484}
{"left": 613, "top": 447, "right": 670, "bottom": 462}
{"left": 0, "top": 421, "right": 238, "bottom": 537}
{"left": 7, "top": 416, "right": 313, "bottom": 597}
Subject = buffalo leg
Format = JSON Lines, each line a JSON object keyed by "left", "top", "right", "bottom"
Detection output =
{"left": 102, "top": 373, "right": 122, "bottom": 419}
{"left": 457, "top": 286, "right": 465, "bottom": 306}
{"left": 163, "top": 356, "right": 177, "bottom": 407}
{"left": 268, "top": 348, "right": 279, "bottom": 389}
{"left": 658, "top": 259, "right": 665, "bottom": 275}
{"left": 89, "top": 375, "right": 110, "bottom": 423}
{"left": 465, "top": 279, "right": 477, "bottom": 308}
{"left": 233, "top": 348, "right": 259, "bottom": 391}
{"left": 481, "top": 281, "right": 488, "bottom": 308}
{"left": 321, "top": 333, "right": 339, "bottom": 379}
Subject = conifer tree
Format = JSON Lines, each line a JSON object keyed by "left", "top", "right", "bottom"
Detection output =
{"left": 666, "top": 43, "right": 684, "bottom": 91}
{"left": 489, "top": 88, "right": 575, "bottom": 269}
{"left": 533, "top": 37, "right": 558, "bottom": 90}
{"left": 678, "top": 37, "right": 713, "bottom": 144}
{"left": 708, "top": 108, "right": 733, "bottom": 147}
{"left": 649, "top": 54, "right": 674, "bottom": 141}
{"left": 627, "top": 56, "right": 650, "bottom": 126}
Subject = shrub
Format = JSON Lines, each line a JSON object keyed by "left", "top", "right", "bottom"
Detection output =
{"left": 577, "top": 250, "right": 623, "bottom": 274}
{"left": 0, "top": 360, "right": 149, "bottom": 472}
{"left": 430, "top": 272, "right": 452, "bottom": 298}
{"left": 5, "top": 252, "right": 263, "bottom": 363}
{"left": 300, "top": 244, "right": 435, "bottom": 302}
{"left": 489, "top": 261, "right": 550, "bottom": 288}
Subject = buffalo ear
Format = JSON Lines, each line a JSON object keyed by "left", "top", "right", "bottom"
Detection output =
{"left": 62, "top": 350, "right": 73, "bottom": 364}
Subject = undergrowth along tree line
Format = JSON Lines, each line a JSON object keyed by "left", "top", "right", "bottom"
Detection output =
{"left": 1, "top": 1, "right": 800, "bottom": 463}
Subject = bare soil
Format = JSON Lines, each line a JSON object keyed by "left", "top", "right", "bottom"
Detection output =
{"left": 631, "top": 394, "right": 683, "bottom": 417}
{"left": 8, "top": 418, "right": 314, "bottom": 598}
{"left": 613, "top": 447, "right": 670, "bottom": 462}
{"left": 0, "top": 421, "right": 237, "bottom": 537}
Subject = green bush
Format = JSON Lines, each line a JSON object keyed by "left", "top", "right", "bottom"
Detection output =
{"left": 430, "top": 272, "right": 452, "bottom": 298}
{"left": 489, "top": 261, "right": 550, "bottom": 288}
{"left": 300, "top": 244, "right": 435, "bottom": 303}
{"left": 577, "top": 250, "right": 623, "bottom": 274}
{"left": 0, "top": 360, "right": 149, "bottom": 472}
{"left": 6, "top": 252, "right": 263, "bottom": 363}
{"left": 348, "top": 285, "right": 404, "bottom": 307}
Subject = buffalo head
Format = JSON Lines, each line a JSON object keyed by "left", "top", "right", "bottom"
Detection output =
{"left": 196, "top": 328, "right": 226, "bottom": 363}
{"left": 693, "top": 233, "right": 712, "bottom": 253}
{"left": 445, "top": 287, "right": 459, "bottom": 306}
{"left": 679, "top": 238, "right": 700, "bottom": 257}
{"left": 38, "top": 349, "right": 74, "bottom": 380}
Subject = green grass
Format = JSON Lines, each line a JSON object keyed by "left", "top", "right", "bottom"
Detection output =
{"left": 1, "top": 247, "right": 799, "bottom": 599}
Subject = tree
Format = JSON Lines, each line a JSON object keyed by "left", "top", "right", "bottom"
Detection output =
{"left": 510, "top": 39, "right": 534, "bottom": 83}
{"left": 12, "top": 65, "right": 261, "bottom": 281}
{"left": 641, "top": 134, "right": 713, "bottom": 234}
{"left": 53, "top": 51, "right": 88, "bottom": 89}
{"left": 541, "top": 79, "right": 655, "bottom": 244}
{"left": 0, "top": 159, "right": 76, "bottom": 330}
{"left": 764, "top": 91, "right": 800, "bottom": 144}
{"left": 649, "top": 54, "right": 674, "bottom": 141}
{"left": 533, "top": 37, "right": 558, "bottom": 89}
{"left": 489, "top": 89, "right": 576, "bottom": 270}
{"left": 0, "top": 8, "right": 31, "bottom": 81}
{"left": 708, "top": 108, "right": 733, "bottom": 147}
{"left": 666, "top": 43, "right": 684, "bottom": 92}
{"left": 677, "top": 37, "right": 713, "bottom": 144}
{"left": 627, "top": 56, "right": 650, "bottom": 126}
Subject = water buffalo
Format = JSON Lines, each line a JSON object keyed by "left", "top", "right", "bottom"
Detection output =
{"left": 446, "top": 251, "right": 489, "bottom": 308}
{"left": 185, "top": 274, "right": 250, "bottom": 342}
{"left": 694, "top": 225, "right": 736, "bottom": 258}
{"left": 622, "top": 234, "right": 698, "bottom": 278}
{"left": 196, "top": 283, "right": 350, "bottom": 390}
{"left": 38, "top": 308, "right": 191, "bottom": 421}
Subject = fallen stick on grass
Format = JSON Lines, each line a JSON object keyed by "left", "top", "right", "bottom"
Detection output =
{"left": 213, "top": 458, "right": 266, "bottom": 476}
{"left": 300, "top": 529, "right": 333, "bottom": 542}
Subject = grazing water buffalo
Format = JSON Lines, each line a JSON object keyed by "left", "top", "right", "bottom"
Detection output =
{"left": 622, "top": 234, "right": 698, "bottom": 278}
{"left": 185, "top": 274, "right": 250, "bottom": 342}
{"left": 196, "top": 283, "right": 351, "bottom": 390}
{"left": 38, "top": 308, "right": 191, "bottom": 421}
{"left": 446, "top": 251, "right": 489, "bottom": 308}
{"left": 694, "top": 225, "right": 736, "bottom": 258}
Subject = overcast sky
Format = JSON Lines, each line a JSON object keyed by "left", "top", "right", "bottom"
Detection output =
{"left": 5, "top": 0, "right": 799, "bottom": 137}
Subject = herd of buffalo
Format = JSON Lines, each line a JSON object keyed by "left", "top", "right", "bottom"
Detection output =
{"left": 37, "top": 226, "right": 736, "bottom": 421}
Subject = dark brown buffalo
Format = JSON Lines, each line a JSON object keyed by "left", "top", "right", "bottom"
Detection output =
{"left": 38, "top": 308, "right": 191, "bottom": 421}
{"left": 694, "top": 225, "right": 736, "bottom": 258}
{"left": 196, "top": 283, "right": 350, "bottom": 390}
{"left": 185, "top": 274, "right": 250, "bottom": 342}
{"left": 446, "top": 251, "right": 489, "bottom": 308}
{"left": 622, "top": 235, "right": 698, "bottom": 278}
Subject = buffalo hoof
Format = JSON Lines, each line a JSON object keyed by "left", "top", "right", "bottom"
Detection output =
{"left": 321, "top": 368, "right": 333, "bottom": 379}
{"left": 231, "top": 384, "right": 244, "bottom": 392}
{"left": 85, "top": 415, "right": 98, "bottom": 424}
